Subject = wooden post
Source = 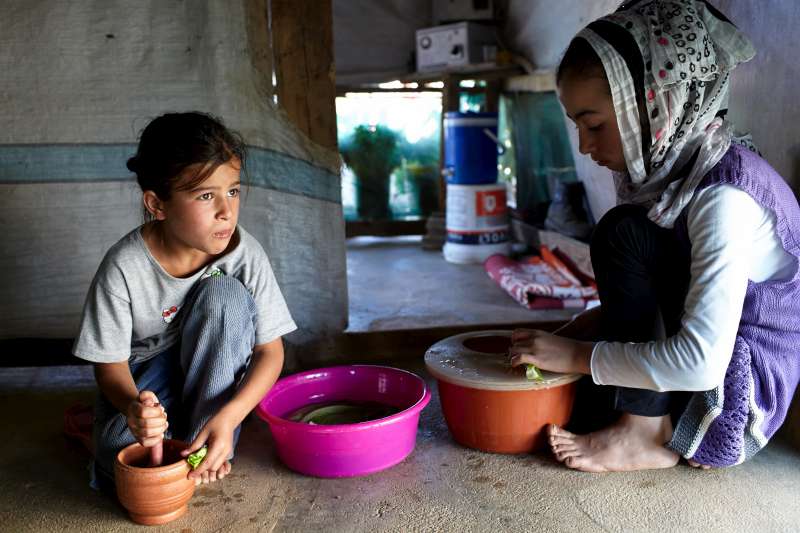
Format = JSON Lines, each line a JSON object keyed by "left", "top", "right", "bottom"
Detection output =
{"left": 439, "top": 74, "right": 461, "bottom": 212}
{"left": 485, "top": 79, "right": 501, "bottom": 113}
{"left": 270, "top": 0, "right": 338, "bottom": 151}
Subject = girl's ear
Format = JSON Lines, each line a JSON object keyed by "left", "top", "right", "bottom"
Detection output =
{"left": 142, "top": 191, "right": 167, "bottom": 220}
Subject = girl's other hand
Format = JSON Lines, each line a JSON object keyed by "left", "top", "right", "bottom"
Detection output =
{"left": 181, "top": 411, "right": 236, "bottom": 484}
{"left": 509, "top": 329, "right": 594, "bottom": 375}
{"left": 126, "top": 390, "right": 168, "bottom": 448}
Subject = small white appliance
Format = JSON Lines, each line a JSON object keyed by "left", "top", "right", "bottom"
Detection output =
{"left": 416, "top": 21, "right": 496, "bottom": 72}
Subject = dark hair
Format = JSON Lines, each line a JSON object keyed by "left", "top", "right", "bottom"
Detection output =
{"left": 127, "top": 112, "right": 246, "bottom": 200}
{"left": 556, "top": 37, "right": 607, "bottom": 86}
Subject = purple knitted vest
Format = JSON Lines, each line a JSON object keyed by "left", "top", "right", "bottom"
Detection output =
{"left": 668, "top": 144, "right": 800, "bottom": 467}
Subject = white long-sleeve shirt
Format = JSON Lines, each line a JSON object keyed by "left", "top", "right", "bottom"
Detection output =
{"left": 590, "top": 184, "right": 797, "bottom": 392}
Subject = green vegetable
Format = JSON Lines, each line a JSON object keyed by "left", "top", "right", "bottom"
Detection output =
{"left": 186, "top": 447, "right": 208, "bottom": 470}
{"left": 525, "top": 364, "right": 544, "bottom": 382}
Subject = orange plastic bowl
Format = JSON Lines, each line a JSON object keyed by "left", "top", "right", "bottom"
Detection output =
{"left": 425, "top": 331, "right": 579, "bottom": 454}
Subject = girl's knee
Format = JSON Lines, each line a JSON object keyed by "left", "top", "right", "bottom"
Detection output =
{"left": 181, "top": 276, "right": 256, "bottom": 367}
{"left": 594, "top": 204, "right": 649, "bottom": 238}
{"left": 195, "top": 275, "right": 249, "bottom": 300}
{"left": 591, "top": 204, "right": 651, "bottom": 255}
{"left": 188, "top": 276, "right": 256, "bottom": 318}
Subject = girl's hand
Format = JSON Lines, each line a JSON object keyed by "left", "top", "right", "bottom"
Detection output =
{"left": 508, "top": 329, "right": 594, "bottom": 375}
{"left": 181, "top": 411, "right": 237, "bottom": 484}
{"left": 126, "top": 390, "right": 168, "bottom": 447}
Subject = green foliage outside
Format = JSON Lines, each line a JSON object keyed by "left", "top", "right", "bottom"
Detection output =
{"left": 340, "top": 125, "right": 440, "bottom": 220}
{"left": 340, "top": 125, "right": 400, "bottom": 220}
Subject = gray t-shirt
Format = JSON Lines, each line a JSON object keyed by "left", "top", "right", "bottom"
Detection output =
{"left": 73, "top": 225, "right": 297, "bottom": 364}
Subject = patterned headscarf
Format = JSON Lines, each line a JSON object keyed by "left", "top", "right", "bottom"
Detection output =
{"left": 575, "top": 0, "right": 755, "bottom": 227}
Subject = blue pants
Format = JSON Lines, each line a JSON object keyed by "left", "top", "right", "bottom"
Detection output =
{"left": 91, "top": 276, "right": 257, "bottom": 491}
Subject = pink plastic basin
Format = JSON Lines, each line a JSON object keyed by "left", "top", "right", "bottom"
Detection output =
{"left": 256, "top": 365, "right": 431, "bottom": 478}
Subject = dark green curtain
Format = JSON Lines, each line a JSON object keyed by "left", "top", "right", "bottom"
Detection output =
{"left": 498, "top": 92, "right": 578, "bottom": 219}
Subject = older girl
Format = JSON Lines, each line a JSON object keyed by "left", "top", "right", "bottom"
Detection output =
{"left": 511, "top": 0, "right": 800, "bottom": 472}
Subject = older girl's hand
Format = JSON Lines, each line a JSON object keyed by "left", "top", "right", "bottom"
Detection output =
{"left": 508, "top": 329, "right": 594, "bottom": 375}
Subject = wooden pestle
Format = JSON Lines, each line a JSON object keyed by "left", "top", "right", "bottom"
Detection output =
{"left": 142, "top": 397, "right": 164, "bottom": 467}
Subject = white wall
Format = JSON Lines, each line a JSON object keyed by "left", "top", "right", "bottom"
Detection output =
{"left": 503, "top": 0, "right": 620, "bottom": 69}
{"left": 713, "top": 0, "right": 800, "bottom": 193}
{"left": 503, "top": 0, "right": 619, "bottom": 220}
{"left": 333, "top": 0, "right": 432, "bottom": 85}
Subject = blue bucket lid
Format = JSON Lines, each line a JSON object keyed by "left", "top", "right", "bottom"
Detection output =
{"left": 444, "top": 111, "right": 498, "bottom": 127}
{"left": 444, "top": 111, "right": 498, "bottom": 120}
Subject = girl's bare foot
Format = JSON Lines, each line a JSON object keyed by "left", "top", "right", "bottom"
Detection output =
{"left": 195, "top": 460, "right": 231, "bottom": 485}
{"left": 547, "top": 413, "right": 679, "bottom": 472}
{"left": 688, "top": 459, "right": 711, "bottom": 470}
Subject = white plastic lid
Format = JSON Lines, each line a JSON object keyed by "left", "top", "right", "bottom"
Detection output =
{"left": 424, "top": 330, "right": 582, "bottom": 391}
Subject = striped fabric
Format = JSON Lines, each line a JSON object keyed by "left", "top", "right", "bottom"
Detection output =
{"left": 0, "top": 144, "right": 340, "bottom": 203}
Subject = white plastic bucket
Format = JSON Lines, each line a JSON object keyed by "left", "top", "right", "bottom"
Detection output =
{"left": 443, "top": 183, "right": 510, "bottom": 264}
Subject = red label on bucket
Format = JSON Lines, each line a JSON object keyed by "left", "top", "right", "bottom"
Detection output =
{"left": 475, "top": 190, "right": 506, "bottom": 216}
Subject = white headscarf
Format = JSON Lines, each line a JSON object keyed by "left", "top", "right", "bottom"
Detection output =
{"left": 576, "top": 0, "right": 755, "bottom": 227}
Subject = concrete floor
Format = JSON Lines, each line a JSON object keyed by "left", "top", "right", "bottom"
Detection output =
{"left": 346, "top": 236, "right": 575, "bottom": 332}
{"left": 2, "top": 363, "right": 800, "bottom": 532}
{"left": 4, "top": 237, "right": 799, "bottom": 531}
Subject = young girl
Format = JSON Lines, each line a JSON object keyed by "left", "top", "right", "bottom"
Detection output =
{"left": 510, "top": 0, "right": 800, "bottom": 472}
{"left": 73, "top": 112, "right": 296, "bottom": 488}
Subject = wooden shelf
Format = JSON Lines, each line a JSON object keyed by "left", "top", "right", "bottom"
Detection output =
{"left": 336, "top": 63, "right": 525, "bottom": 90}
{"left": 504, "top": 69, "right": 557, "bottom": 93}
{"left": 336, "top": 86, "right": 442, "bottom": 96}
{"left": 400, "top": 62, "right": 524, "bottom": 83}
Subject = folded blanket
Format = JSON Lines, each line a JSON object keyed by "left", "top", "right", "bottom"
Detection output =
{"left": 484, "top": 246, "right": 598, "bottom": 310}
